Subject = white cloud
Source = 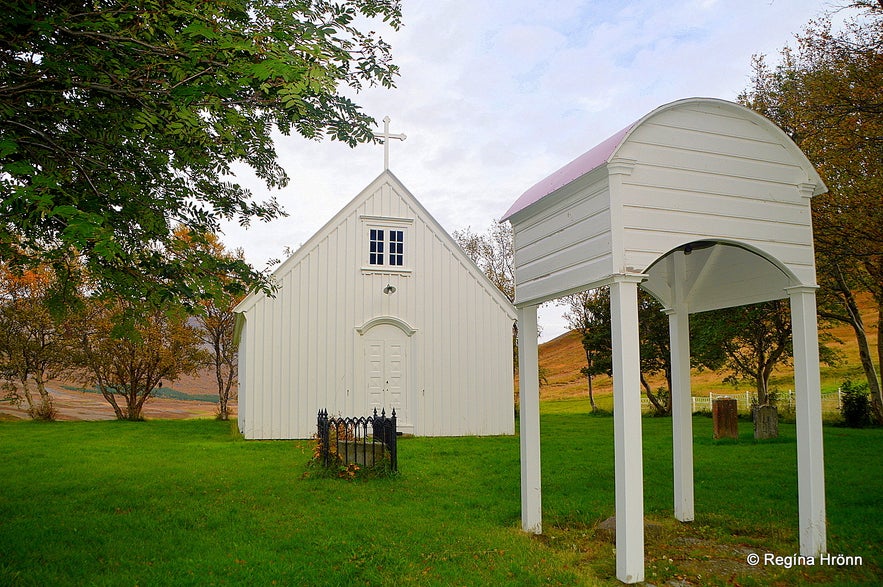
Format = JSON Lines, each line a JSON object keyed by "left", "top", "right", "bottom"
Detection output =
{"left": 220, "top": 0, "right": 832, "bottom": 340}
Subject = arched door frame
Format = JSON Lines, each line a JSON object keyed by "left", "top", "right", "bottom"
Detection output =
{"left": 356, "top": 316, "right": 417, "bottom": 430}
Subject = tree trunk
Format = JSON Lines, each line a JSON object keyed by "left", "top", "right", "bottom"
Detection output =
{"left": 218, "top": 373, "right": 235, "bottom": 421}
{"left": 829, "top": 264, "right": 883, "bottom": 423}
{"left": 32, "top": 374, "right": 55, "bottom": 421}
{"left": 99, "top": 386, "right": 125, "bottom": 420}
{"left": 833, "top": 279, "right": 882, "bottom": 423}
{"left": 640, "top": 373, "right": 668, "bottom": 415}
{"left": 583, "top": 349, "right": 597, "bottom": 413}
{"left": 761, "top": 362, "right": 776, "bottom": 404}
{"left": 215, "top": 352, "right": 229, "bottom": 420}
{"left": 130, "top": 383, "right": 154, "bottom": 421}
{"left": 877, "top": 297, "right": 883, "bottom": 420}
{"left": 126, "top": 402, "right": 144, "bottom": 421}
{"left": 755, "top": 360, "right": 769, "bottom": 407}
{"left": 18, "top": 376, "right": 36, "bottom": 417}
{"left": 755, "top": 375, "right": 766, "bottom": 406}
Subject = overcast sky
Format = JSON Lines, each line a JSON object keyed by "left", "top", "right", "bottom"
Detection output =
{"left": 221, "top": 0, "right": 836, "bottom": 341}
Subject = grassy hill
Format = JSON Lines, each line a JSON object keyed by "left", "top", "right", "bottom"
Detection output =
{"left": 538, "top": 293, "right": 879, "bottom": 403}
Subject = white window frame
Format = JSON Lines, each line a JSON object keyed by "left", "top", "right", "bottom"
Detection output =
{"left": 360, "top": 215, "right": 413, "bottom": 274}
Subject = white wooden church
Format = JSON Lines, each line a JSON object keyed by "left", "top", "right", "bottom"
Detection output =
{"left": 234, "top": 170, "right": 516, "bottom": 439}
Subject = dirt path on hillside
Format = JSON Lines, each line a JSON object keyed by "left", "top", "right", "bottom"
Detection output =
{"left": 0, "top": 385, "right": 233, "bottom": 421}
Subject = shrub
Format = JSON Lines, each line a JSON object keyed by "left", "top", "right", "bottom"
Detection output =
{"left": 840, "top": 380, "right": 871, "bottom": 428}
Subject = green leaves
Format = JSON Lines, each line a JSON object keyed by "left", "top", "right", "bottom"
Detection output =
{"left": 1, "top": 160, "right": 34, "bottom": 176}
{"left": 1, "top": 0, "right": 402, "bottom": 309}
{"left": 0, "top": 139, "right": 17, "bottom": 158}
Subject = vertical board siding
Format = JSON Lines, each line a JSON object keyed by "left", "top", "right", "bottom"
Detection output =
{"left": 237, "top": 173, "right": 515, "bottom": 439}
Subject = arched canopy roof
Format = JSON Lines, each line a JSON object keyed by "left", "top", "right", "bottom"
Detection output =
{"left": 503, "top": 97, "right": 827, "bottom": 311}
{"left": 502, "top": 97, "right": 825, "bottom": 222}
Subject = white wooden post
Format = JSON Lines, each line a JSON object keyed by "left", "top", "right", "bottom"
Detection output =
{"left": 786, "top": 285, "right": 827, "bottom": 556}
{"left": 667, "top": 251, "right": 694, "bottom": 522}
{"left": 518, "top": 304, "right": 542, "bottom": 534}
{"left": 667, "top": 304, "right": 694, "bottom": 522}
{"left": 610, "top": 275, "right": 645, "bottom": 584}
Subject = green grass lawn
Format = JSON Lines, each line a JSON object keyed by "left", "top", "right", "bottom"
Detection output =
{"left": 1, "top": 405, "right": 880, "bottom": 586}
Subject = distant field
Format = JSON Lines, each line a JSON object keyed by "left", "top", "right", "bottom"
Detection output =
{"left": 0, "top": 376, "right": 228, "bottom": 422}
{"left": 59, "top": 384, "right": 219, "bottom": 403}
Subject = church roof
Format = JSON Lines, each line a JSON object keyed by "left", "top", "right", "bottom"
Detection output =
{"left": 500, "top": 123, "right": 634, "bottom": 221}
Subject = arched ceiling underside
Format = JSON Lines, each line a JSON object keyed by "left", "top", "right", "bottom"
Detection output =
{"left": 641, "top": 240, "right": 797, "bottom": 314}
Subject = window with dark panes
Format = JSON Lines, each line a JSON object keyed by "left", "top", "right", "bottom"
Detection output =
{"left": 389, "top": 230, "right": 404, "bottom": 266}
{"left": 369, "top": 229, "right": 384, "bottom": 265}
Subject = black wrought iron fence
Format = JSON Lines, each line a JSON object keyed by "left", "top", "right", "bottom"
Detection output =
{"left": 316, "top": 408, "right": 398, "bottom": 472}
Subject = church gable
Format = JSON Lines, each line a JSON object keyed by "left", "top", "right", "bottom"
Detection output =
{"left": 235, "top": 170, "right": 516, "bottom": 439}
{"left": 238, "top": 170, "right": 511, "bottom": 314}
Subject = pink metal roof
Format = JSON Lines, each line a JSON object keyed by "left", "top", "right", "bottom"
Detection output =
{"left": 501, "top": 123, "right": 635, "bottom": 221}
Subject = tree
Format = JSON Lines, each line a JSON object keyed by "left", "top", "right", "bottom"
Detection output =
{"left": 691, "top": 301, "right": 793, "bottom": 407}
{"left": 0, "top": 0, "right": 401, "bottom": 310}
{"left": 560, "top": 289, "right": 611, "bottom": 412}
{"left": 738, "top": 1, "right": 883, "bottom": 421}
{"left": 452, "top": 221, "right": 515, "bottom": 303}
{"left": 199, "top": 295, "right": 239, "bottom": 421}
{"left": 76, "top": 300, "right": 207, "bottom": 421}
{"left": 816, "top": 255, "right": 882, "bottom": 420}
{"left": 560, "top": 287, "right": 672, "bottom": 415}
{"left": 637, "top": 291, "right": 672, "bottom": 415}
{"left": 173, "top": 227, "right": 242, "bottom": 421}
{"left": 0, "top": 261, "right": 78, "bottom": 420}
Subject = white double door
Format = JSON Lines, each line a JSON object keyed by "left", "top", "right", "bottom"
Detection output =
{"left": 363, "top": 324, "right": 409, "bottom": 423}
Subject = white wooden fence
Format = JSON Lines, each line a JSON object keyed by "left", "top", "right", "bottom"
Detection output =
{"left": 640, "top": 390, "right": 843, "bottom": 414}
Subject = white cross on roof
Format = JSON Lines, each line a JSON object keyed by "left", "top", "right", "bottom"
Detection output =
{"left": 373, "top": 116, "right": 406, "bottom": 170}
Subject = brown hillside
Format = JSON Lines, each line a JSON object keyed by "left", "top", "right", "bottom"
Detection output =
{"left": 538, "top": 330, "right": 612, "bottom": 401}
{"left": 537, "top": 292, "right": 879, "bottom": 401}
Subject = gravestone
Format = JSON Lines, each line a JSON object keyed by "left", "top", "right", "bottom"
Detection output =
{"left": 712, "top": 398, "right": 739, "bottom": 439}
{"left": 337, "top": 441, "right": 387, "bottom": 467}
{"left": 754, "top": 405, "right": 779, "bottom": 439}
